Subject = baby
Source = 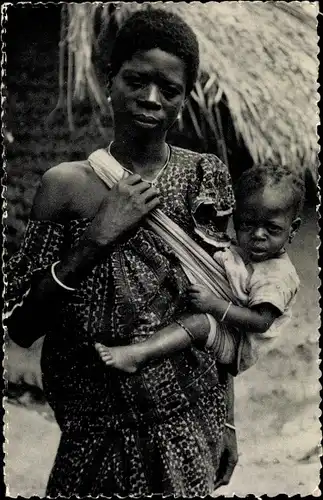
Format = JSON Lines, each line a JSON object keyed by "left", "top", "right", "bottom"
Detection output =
{"left": 95, "top": 164, "right": 304, "bottom": 374}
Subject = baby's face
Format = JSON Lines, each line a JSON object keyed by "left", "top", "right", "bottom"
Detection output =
{"left": 235, "top": 187, "right": 297, "bottom": 262}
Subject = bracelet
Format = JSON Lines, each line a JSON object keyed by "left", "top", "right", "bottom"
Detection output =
{"left": 175, "top": 319, "right": 195, "bottom": 341}
{"left": 51, "top": 261, "right": 76, "bottom": 292}
{"left": 225, "top": 422, "right": 236, "bottom": 431}
{"left": 220, "top": 301, "right": 232, "bottom": 322}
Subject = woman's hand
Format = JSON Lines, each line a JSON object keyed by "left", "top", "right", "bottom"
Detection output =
{"left": 187, "top": 284, "right": 218, "bottom": 313}
{"left": 86, "top": 174, "right": 160, "bottom": 247}
{"left": 214, "top": 426, "right": 238, "bottom": 491}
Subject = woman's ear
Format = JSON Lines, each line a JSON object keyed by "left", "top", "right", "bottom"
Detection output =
{"left": 106, "top": 63, "right": 113, "bottom": 95}
{"left": 289, "top": 217, "right": 301, "bottom": 243}
{"left": 177, "top": 100, "right": 187, "bottom": 121}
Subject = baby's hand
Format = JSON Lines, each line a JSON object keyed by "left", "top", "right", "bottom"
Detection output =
{"left": 187, "top": 284, "right": 217, "bottom": 313}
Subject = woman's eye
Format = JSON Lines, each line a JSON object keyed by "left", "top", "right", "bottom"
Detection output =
{"left": 129, "top": 79, "right": 143, "bottom": 88}
{"left": 125, "top": 76, "right": 144, "bottom": 88}
{"left": 239, "top": 222, "right": 253, "bottom": 231}
{"left": 162, "top": 87, "right": 178, "bottom": 98}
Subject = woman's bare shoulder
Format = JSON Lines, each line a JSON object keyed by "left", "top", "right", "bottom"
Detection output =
{"left": 31, "top": 160, "right": 101, "bottom": 222}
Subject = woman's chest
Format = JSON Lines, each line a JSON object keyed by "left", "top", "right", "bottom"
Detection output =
{"left": 66, "top": 157, "right": 198, "bottom": 227}
{"left": 155, "top": 157, "right": 198, "bottom": 232}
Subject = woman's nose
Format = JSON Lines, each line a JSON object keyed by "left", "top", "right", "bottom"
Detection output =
{"left": 139, "top": 84, "right": 161, "bottom": 109}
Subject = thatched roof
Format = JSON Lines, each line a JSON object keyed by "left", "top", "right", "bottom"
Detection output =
{"left": 64, "top": 2, "right": 319, "bottom": 177}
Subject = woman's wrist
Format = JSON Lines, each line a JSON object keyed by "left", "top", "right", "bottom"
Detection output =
{"left": 51, "top": 261, "right": 76, "bottom": 291}
{"left": 84, "top": 220, "right": 121, "bottom": 249}
{"left": 54, "top": 235, "right": 107, "bottom": 288}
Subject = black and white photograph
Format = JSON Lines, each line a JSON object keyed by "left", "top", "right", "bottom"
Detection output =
{"left": 2, "top": 1, "right": 320, "bottom": 497}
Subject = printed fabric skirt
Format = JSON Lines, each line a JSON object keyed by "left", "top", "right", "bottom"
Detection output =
{"left": 45, "top": 382, "right": 227, "bottom": 497}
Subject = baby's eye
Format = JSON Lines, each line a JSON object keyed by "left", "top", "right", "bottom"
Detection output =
{"left": 267, "top": 226, "right": 282, "bottom": 235}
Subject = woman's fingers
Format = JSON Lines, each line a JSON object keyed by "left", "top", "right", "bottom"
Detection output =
{"left": 141, "top": 185, "right": 158, "bottom": 199}
{"left": 119, "top": 177, "right": 150, "bottom": 195}
{"left": 134, "top": 181, "right": 154, "bottom": 195}
{"left": 122, "top": 177, "right": 159, "bottom": 201}
{"left": 137, "top": 184, "right": 161, "bottom": 209}
{"left": 187, "top": 284, "right": 203, "bottom": 294}
{"left": 123, "top": 174, "right": 154, "bottom": 191}
{"left": 89, "top": 174, "right": 160, "bottom": 247}
{"left": 145, "top": 197, "right": 161, "bottom": 211}
{"left": 124, "top": 173, "right": 142, "bottom": 185}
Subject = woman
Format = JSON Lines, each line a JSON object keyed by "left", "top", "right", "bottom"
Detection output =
{"left": 5, "top": 8, "right": 238, "bottom": 496}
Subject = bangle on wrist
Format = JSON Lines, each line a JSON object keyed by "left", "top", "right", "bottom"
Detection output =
{"left": 51, "top": 261, "right": 76, "bottom": 291}
{"left": 225, "top": 422, "right": 236, "bottom": 431}
{"left": 175, "top": 319, "right": 195, "bottom": 341}
{"left": 220, "top": 301, "right": 232, "bottom": 322}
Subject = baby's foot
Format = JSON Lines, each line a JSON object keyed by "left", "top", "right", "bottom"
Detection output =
{"left": 94, "top": 342, "right": 143, "bottom": 374}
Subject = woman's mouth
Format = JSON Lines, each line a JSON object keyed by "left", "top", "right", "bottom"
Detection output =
{"left": 132, "top": 114, "right": 160, "bottom": 127}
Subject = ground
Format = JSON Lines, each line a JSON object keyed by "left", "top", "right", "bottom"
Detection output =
{"left": 4, "top": 206, "right": 321, "bottom": 497}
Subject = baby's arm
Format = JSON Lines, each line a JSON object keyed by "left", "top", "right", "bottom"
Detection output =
{"left": 227, "top": 303, "right": 280, "bottom": 333}
{"left": 188, "top": 284, "right": 280, "bottom": 333}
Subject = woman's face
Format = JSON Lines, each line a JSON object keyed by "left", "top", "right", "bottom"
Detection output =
{"left": 110, "top": 48, "right": 187, "bottom": 138}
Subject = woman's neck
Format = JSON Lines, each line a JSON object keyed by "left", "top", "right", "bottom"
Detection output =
{"left": 111, "top": 131, "right": 169, "bottom": 175}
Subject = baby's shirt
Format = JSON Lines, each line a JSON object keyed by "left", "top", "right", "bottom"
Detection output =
{"left": 213, "top": 245, "right": 300, "bottom": 372}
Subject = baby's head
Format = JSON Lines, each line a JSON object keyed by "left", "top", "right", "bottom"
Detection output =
{"left": 233, "top": 164, "right": 305, "bottom": 262}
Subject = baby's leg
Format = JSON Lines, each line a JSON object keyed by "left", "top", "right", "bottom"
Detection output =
{"left": 95, "top": 342, "right": 147, "bottom": 374}
{"left": 95, "top": 313, "right": 211, "bottom": 373}
{"left": 177, "top": 313, "right": 240, "bottom": 365}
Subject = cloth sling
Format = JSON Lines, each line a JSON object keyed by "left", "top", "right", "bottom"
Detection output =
{"left": 88, "top": 149, "right": 234, "bottom": 303}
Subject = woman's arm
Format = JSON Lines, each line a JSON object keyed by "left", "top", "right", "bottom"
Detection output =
{"left": 30, "top": 167, "right": 160, "bottom": 289}
{"left": 5, "top": 168, "right": 160, "bottom": 347}
{"left": 214, "top": 374, "right": 238, "bottom": 490}
{"left": 5, "top": 235, "right": 106, "bottom": 348}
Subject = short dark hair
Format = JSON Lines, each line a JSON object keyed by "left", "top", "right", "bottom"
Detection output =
{"left": 234, "top": 164, "right": 306, "bottom": 217}
{"left": 108, "top": 7, "right": 200, "bottom": 95}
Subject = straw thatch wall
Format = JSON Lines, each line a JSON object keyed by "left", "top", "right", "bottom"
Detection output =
{"left": 65, "top": 1, "right": 319, "bottom": 178}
